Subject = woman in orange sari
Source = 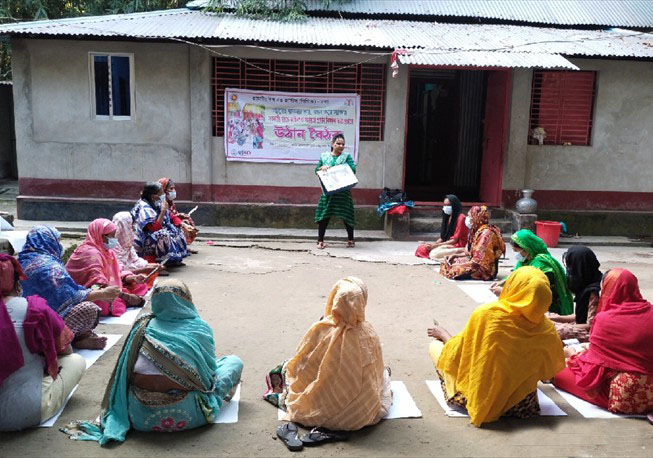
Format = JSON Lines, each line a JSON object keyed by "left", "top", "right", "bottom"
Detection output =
{"left": 440, "top": 206, "right": 505, "bottom": 281}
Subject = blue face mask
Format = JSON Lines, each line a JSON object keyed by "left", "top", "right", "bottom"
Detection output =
{"left": 104, "top": 238, "right": 118, "bottom": 250}
{"left": 514, "top": 251, "right": 526, "bottom": 262}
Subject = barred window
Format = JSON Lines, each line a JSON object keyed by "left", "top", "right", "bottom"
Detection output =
{"left": 212, "top": 58, "right": 386, "bottom": 141}
{"left": 528, "top": 70, "right": 597, "bottom": 146}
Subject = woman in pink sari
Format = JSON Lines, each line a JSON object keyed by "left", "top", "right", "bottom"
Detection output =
{"left": 66, "top": 219, "right": 149, "bottom": 317}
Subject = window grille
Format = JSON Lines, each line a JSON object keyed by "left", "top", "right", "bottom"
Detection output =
{"left": 212, "top": 58, "right": 386, "bottom": 140}
{"left": 528, "top": 70, "right": 597, "bottom": 145}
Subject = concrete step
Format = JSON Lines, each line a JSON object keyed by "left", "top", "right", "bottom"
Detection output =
{"left": 410, "top": 205, "right": 509, "bottom": 219}
{"left": 409, "top": 217, "right": 512, "bottom": 234}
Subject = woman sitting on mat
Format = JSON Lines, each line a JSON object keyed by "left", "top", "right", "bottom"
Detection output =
{"left": 266, "top": 277, "right": 392, "bottom": 450}
{"left": 131, "top": 182, "right": 188, "bottom": 265}
{"left": 415, "top": 194, "right": 468, "bottom": 261}
{"left": 439, "top": 206, "right": 505, "bottom": 280}
{"left": 158, "top": 178, "right": 199, "bottom": 250}
{"left": 548, "top": 246, "right": 603, "bottom": 342}
{"left": 112, "top": 212, "right": 165, "bottom": 285}
{"left": 19, "top": 225, "right": 121, "bottom": 349}
{"left": 427, "top": 267, "right": 565, "bottom": 427}
{"left": 0, "top": 254, "right": 86, "bottom": 431}
{"left": 66, "top": 219, "right": 148, "bottom": 317}
{"left": 553, "top": 269, "right": 653, "bottom": 418}
{"left": 491, "top": 229, "right": 573, "bottom": 315}
{"left": 314, "top": 134, "right": 357, "bottom": 249}
{"left": 61, "top": 279, "right": 243, "bottom": 445}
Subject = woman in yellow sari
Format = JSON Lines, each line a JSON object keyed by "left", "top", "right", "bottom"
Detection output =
{"left": 427, "top": 266, "right": 565, "bottom": 426}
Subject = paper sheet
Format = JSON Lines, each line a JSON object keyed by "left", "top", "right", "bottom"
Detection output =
{"left": 278, "top": 381, "right": 421, "bottom": 420}
{"left": 456, "top": 284, "right": 500, "bottom": 304}
{"left": 0, "top": 230, "right": 28, "bottom": 253}
{"left": 426, "top": 381, "right": 567, "bottom": 417}
{"left": 213, "top": 384, "right": 241, "bottom": 424}
{"left": 98, "top": 307, "right": 141, "bottom": 326}
{"left": 553, "top": 387, "right": 645, "bottom": 419}
{"left": 39, "top": 334, "right": 123, "bottom": 428}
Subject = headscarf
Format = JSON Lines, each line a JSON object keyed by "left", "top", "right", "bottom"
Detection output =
{"left": 468, "top": 205, "right": 490, "bottom": 241}
{"left": 437, "top": 267, "right": 565, "bottom": 426}
{"left": 440, "top": 194, "right": 462, "bottom": 241}
{"left": 158, "top": 177, "right": 178, "bottom": 214}
{"left": 66, "top": 219, "right": 123, "bottom": 288}
{"left": 284, "top": 277, "right": 385, "bottom": 431}
{"left": 0, "top": 254, "right": 70, "bottom": 385}
{"left": 562, "top": 246, "right": 602, "bottom": 324}
{"left": 511, "top": 229, "right": 574, "bottom": 315}
{"left": 112, "top": 212, "right": 148, "bottom": 271}
{"left": 18, "top": 225, "right": 90, "bottom": 316}
{"left": 567, "top": 269, "right": 653, "bottom": 392}
{"left": 72, "top": 279, "right": 226, "bottom": 445}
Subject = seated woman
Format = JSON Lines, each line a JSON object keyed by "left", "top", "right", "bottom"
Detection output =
{"left": 439, "top": 206, "right": 505, "bottom": 280}
{"left": 553, "top": 269, "right": 653, "bottom": 418}
{"left": 112, "top": 212, "right": 165, "bottom": 285}
{"left": 158, "top": 178, "right": 199, "bottom": 250}
{"left": 427, "top": 267, "right": 565, "bottom": 427}
{"left": 0, "top": 254, "right": 86, "bottom": 431}
{"left": 548, "top": 246, "right": 603, "bottom": 342}
{"left": 131, "top": 182, "right": 188, "bottom": 265}
{"left": 494, "top": 229, "right": 573, "bottom": 315}
{"left": 66, "top": 219, "right": 148, "bottom": 317}
{"left": 62, "top": 279, "right": 243, "bottom": 445}
{"left": 265, "top": 277, "right": 392, "bottom": 449}
{"left": 19, "top": 225, "right": 121, "bottom": 349}
{"left": 415, "top": 194, "right": 468, "bottom": 260}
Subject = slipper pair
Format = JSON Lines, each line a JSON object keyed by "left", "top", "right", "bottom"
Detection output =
{"left": 277, "top": 423, "right": 348, "bottom": 452}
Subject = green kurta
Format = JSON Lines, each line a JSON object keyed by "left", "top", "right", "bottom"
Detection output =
{"left": 314, "top": 152, "right": 356, "bottom": 227}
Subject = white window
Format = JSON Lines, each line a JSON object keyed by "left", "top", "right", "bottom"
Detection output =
{"left": 89, "top": 53, "right": 134, "bottom": 119}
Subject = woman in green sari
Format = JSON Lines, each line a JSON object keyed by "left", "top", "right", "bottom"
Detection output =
{"left": 505, "top": 229, "right": 573, "bottom": 315}
{"left": 62, "top": 279, "right": 243, "bottom": 445}
{"left": 314, "top": 134, "right": 356, "bottom": 249}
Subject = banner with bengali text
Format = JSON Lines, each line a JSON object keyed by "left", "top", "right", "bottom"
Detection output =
{"left": 224, "top": 88, "right": 360, "bottom": 163}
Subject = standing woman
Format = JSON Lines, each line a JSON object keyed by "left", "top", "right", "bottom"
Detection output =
{"left": 314, "top": 134, "right": 356, "bottom": 249}
{"left": 131, "top": 182, "right": 188, "bottom": 265}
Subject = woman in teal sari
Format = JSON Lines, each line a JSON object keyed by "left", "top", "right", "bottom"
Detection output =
{"left": 508, "top": 229, "right": 573, "bottom": 315}
{"left": 62, "top": 279, "right": 243, "bottom": 445}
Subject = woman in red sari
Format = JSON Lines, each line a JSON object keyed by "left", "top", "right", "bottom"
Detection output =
{"left": 158, "top": 178, "right": 199, "bottom": 250}
{"left": 440, "top": 206, "right": 505, "bottom": 281}
{"left": 553, "top": 269, "right": 653, "bottom": 417}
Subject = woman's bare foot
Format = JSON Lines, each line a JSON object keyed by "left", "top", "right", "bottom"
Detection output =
{"left": 74, "top": 334, "right": 107, "bottom": 350}
{"left": 317, "top": 241, "right": 326, "bottom": 250}
{"left": 121, "top": 293, "right": 145, "bottom": 307}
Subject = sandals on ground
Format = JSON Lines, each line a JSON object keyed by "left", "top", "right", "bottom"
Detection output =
{"left": 317, "top": 241, "right": 326, "bottom": 250}
{"left": 347, "top": 240, "right": 355, "bottom": 248}
{"left": 300, "top": 427, "right": 348, "bottom": 446}
{"left": 277, "top": 422, "right": 303, "bottom": 452}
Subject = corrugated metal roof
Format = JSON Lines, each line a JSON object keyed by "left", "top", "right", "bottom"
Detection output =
{"left": 398, "top": 51, "right": 578, "bottom": 70}
{"left": 187, "top": 0, "right": 653, "bottom": 28}
{"left": 0, "top": 10, "right": 651, "bottom": 64}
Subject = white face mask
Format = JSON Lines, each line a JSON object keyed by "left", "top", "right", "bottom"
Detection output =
{"left": 465, "top": 216, "right": 472, "bottom": 229}
{"left": 514, "top": 251, "right": 526, "bottom": 262}
{"left": 159, "top": 194, "right": 166, "bottom": 203}
{"left": 443, "top": 205, "right": 452, "bottom": 215}
{"left": 167, "top": 190, "right": 176, "bottom": 201}
{"left": 104, "top": 237, "right": 118, "bottom": 250}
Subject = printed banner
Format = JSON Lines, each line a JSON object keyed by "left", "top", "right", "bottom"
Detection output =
{"left": 224, "top": 88, "right": 360, "bottom": 163}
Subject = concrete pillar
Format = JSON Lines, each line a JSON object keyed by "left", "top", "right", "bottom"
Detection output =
{"left": 189, "top": 45, "right": 213, "bottom": 201}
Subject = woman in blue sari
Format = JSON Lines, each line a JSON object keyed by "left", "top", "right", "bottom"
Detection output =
{"left": 131, "top": 182, "right": 188, "bottom": 265}
{"left": 18, "top": 225, "right": 121, "bottom": 349}
{"left": 62, "top": 279, "right": 243, "bottom": 445}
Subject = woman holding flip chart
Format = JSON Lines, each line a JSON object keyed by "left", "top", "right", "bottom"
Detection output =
{"left": 314, "top": 134, "right": 356, "bottom": 249}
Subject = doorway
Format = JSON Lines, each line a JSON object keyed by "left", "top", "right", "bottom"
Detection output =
{"left": 404, "top": 68, "right": 509, "bottom": 203}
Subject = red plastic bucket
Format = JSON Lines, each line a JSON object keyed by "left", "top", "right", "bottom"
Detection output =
{"left": 535, "top": 221, "right": 562, "bottom": 248}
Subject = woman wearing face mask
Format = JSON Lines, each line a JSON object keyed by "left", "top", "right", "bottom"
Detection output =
{"left": 131, "top": 182, "right": 188, "bottom": 265}
{"left": 439, "top": 206, "right": 505, "bottom": 281}
{"left": 158, "top": 178, "right": 199, "bottom": 251}
{"left": 492, "top": 229, "right": 573, "bottom": 315}
{"left": 66, "top": 219, "right": 149, "bottom": 317}
{"left": 415, "top": 195, "right": 468, "bottom": 260}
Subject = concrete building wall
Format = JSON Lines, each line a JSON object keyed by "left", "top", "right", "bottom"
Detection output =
{"left": 12, "top": 39, "right": 191, "bottom": 186}
{"left": 503, "top": 58, "right": 653, "bottom": 210}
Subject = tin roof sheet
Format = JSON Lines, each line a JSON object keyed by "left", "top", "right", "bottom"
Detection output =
{"left": 0, "top": 11, "right": 651, "bottom": 65}
{"left": 398, "top": 51, "right": 579, "bottom": 70}
{"left": 187, "top": 0, "right": 653, "bottom": 28}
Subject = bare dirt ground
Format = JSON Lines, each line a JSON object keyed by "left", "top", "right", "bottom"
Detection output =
{"left": 2, "top": 239, "right": 653, "bottom": 457}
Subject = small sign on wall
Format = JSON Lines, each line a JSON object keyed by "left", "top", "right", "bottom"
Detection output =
{"left": 224, "top": 88, "right": 360, "bottom": 164}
